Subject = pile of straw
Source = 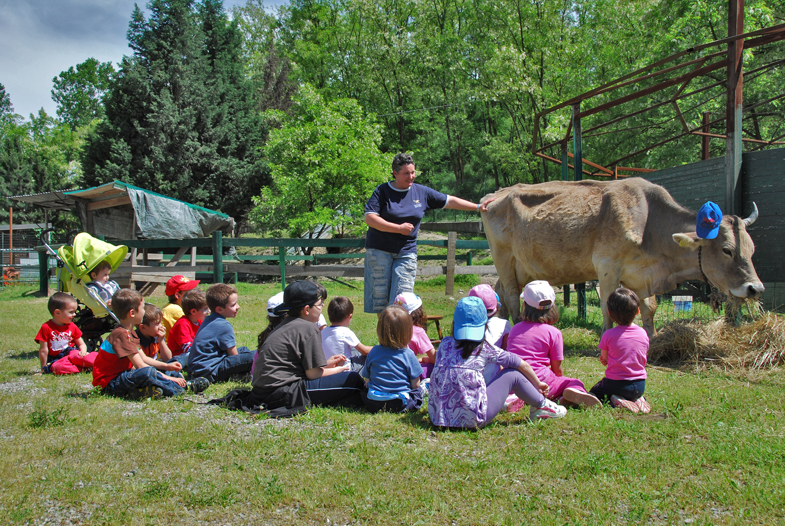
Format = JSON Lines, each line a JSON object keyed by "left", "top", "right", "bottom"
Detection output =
{"left": 649, "top": 311, "right": 785, "bottom": 369}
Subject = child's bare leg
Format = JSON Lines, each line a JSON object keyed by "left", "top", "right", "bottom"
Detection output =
{"left": 562, "top": 387, "right": 602, "bottom": 408}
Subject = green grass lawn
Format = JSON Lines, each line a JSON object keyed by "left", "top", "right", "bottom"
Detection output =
{"left": 0, "top": 281, "right": 783, "bottom": 525}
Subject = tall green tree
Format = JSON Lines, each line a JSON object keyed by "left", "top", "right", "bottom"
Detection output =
{"left": 0, "top": 83, "right": 13, "bottom": 123}
{"left": 0, "top": 110, "right": 81, "bottom": 226}
{"left": 51, "top": 58, "right": 115, "bottom": 130}
{"left": 81, "top": 0, "right": 267, "bottom": 223}
{"left": 249, "top": 85, "right": 388, "bottom": 252}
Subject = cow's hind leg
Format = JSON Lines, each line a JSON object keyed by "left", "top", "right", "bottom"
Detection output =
{"left": 639, "top": 295, "right": 657, "bottom": 337}
{"left": 493, "top": 252, "right": 526, "bottom": 324}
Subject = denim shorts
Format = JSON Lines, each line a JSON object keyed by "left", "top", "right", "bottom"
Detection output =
{"left": 364, "top": 248, "right": 417, "bottom": 313}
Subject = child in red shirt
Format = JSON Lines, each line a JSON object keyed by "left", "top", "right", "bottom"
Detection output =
{"left": 167, "top": 289, "right": 208, "bottom": 357}
{"left": 35, "top": 292, "right": 96, "bottom": 375}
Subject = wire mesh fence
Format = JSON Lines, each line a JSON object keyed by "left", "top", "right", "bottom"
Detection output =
{"left": 556, "top": 281, "right": 750, "bottom": 332}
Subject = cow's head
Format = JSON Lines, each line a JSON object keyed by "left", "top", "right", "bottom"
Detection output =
{"left": 672, "top": 204, "right": 764, "bottom": 299}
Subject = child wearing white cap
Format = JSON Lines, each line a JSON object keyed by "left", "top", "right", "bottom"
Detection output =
{"left": 250, "top": 291, "right": 285, "bottom": 376}
{"left": 393, "top": 292, "right": 435, "bottom": 378}
{"left": 507, "top": 281, "right": 601, "bottom": 409}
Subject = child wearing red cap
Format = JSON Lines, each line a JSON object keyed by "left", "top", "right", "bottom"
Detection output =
{"left": 161, "top": 275, "right": 200, "bottom": 337}
{"left": 507, "top": 281, "right": 601, "bottom": 410}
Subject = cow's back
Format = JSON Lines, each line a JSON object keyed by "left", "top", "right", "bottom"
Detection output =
{"left": 482, "top": 178, "right": 655, "bottom": 286}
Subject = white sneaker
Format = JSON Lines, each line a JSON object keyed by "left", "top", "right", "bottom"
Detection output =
{"left": 529, "top": 398, "right": 567, "bottom": 420}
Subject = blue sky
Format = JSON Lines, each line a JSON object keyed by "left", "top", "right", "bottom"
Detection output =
{"left": 0, "top": 0, "right": 283, "bottom": 119}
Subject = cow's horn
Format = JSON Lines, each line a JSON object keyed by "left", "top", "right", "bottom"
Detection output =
{"left": 743, "top": 202, "right": 759, "bottom": 227}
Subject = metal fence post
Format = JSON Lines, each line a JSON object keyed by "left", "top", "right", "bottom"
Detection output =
{"left": 212, "top": 230, "right": 223, "bottom": 285}
{"left": 38, "top": 249, "right": 49, "bottom": 296}
{"left": 573, "top": 103, "right": 587, "bottom": 320}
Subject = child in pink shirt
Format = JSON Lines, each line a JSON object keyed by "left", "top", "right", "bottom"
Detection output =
{"left": 589, "top": 287, "right": 651, "bottom": 413}
{"left": 393, "top": 292, "right": 435, "bottom": 378}
{"left": 507, "top": 281, "right": 601, "bottom": 409}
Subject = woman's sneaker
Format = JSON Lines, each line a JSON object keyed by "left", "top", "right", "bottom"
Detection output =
{"left": 187, "top": 377, "right": 210, "bottom": 394}
{"left": 635, "top": 396, "right": 651, "bottom": 414}
{"left": 610, "top": 395, "right": 640, "bottom": 413}
{"left": 529, "top": 398, "right": 567, "bottom": 420}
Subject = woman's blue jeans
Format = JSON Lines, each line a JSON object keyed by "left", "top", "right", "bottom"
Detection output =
{"left": 364, "top": 248, "right": 417, "bottom": 313}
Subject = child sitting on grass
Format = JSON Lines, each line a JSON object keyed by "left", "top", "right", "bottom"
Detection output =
{"left": 134, "top": 303, "right": 205, "bottom": 394}
{"left": 428, "top": 296, "right": 566, "bottom": 429}
{"left": 188, "top": 284, "right": 255, "bottom": 384}
{"left": 92, "top": 289, "right": 206, "bottom": 399}
{"left": 35, "top": 292, "right": 95, "bottom": 375}
{"left": 161, "top": 275, "right": 200, "bottom": 337}
{"left": 469, "top": 284, "right": 511, "bottom": 349}
{"left": 167, "top": 289, "right": 208, "bottom": 357}
{"left": 360, "top": 305, "right": 424, "bottom": 413}
{"left": 589, "top": 287, "right": 651, "bottom": 414}
{"left": 506, "top": 281, "right": 601, "bottom": 410}
{"left": 86, "top": 260, "right": 121, "bottom": 306}
{"left": 136, "top": 303, "right": 174, "bottom": 362}
{"left": 392, "top": 292, "right": 435, "bottom": 378}
{"left": 321, "top": 296, "right": 373, "bottom": 372}
{"left": 469, "top": 284, "right": 512, "bottom": 384}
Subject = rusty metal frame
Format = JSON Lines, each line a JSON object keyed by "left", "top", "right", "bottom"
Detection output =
{"left": 533, "top": 23, "right": 785, "bottom": 177}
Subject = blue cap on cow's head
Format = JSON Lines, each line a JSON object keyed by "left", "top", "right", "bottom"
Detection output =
{"left": 453, "top": 297, "right": 488, "bottom": 342}
{"left": 696, "top": 201, "right": 723, "bottom": 239}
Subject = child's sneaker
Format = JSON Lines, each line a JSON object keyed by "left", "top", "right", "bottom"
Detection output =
{"left": 529, "top": 398, "right": 567, "bottom": 420}
{"left": 128, "top": 386, "right": 163, "bottom": 400}
{"left": 610, "top": 395, "right": 639, "bottom": 413}
{"left": 187, "top": 377, "right": 210, "bottom": 394}
{"left": 505, "top": 395, "right": 526, "bottom": 414}
{"left": 635, "top": 396, "right": 651, "bottom": 414}
{"left": 41, "top": 364, "right": 52, "bottom": 375}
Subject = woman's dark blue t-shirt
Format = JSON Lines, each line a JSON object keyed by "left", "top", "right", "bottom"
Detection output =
{"left": 364, "top": 182, "right": 448, "bottom": 255}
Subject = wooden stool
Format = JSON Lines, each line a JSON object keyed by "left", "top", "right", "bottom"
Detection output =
{"left": 425, "top": 315, "right": 444, "bottom": 346}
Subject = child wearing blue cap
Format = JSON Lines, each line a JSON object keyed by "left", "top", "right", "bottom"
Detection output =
{"left": 428, "top": 296, "right": 567, "bottom": 429}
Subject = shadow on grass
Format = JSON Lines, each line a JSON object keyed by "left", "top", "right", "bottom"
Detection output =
{"left": 6, "top": 350, "right": 39, "bottom": 360}
{"left": 396, "top": 409, "right": 533, "bottom": 432}
{"left": 66, "top": 388, "right": 102, "bottom": 400}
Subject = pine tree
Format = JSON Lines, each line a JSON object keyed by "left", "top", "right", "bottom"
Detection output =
{"left": 81, "top": 0, "right": 266, "bottom": 222}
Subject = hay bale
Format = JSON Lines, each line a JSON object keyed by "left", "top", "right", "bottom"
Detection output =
{"left": 649, "top": 312, "right": 785, "bottom": 369}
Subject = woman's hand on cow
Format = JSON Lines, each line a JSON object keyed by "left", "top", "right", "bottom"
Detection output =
{"left": 478, "top": 196, "right": 497, "bottom": 212}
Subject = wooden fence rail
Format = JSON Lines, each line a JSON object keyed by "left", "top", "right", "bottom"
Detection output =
{"left": 37, "top": 232, "right": 496, "bottom": 295}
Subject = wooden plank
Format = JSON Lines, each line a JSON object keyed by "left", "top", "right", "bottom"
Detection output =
{"left": 86, "top": 195, "right": 132, "bottom": 211}
{"left": 131, "top": 272, "right": 195, "bottom": 283}
{"left": 223, "top": 264, "right": 365, "bottom": 278}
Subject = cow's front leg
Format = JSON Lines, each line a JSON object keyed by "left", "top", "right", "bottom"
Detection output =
{"left": 597, "top": 267, "right": 621, "bottom": 334}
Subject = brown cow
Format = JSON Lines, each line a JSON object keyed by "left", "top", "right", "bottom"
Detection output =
{"left": 481, "top": 178, "right": 763, "bottom": 335}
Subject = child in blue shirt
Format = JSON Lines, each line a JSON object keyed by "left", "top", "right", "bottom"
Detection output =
{"left": 360, "top": 305, "right": 424, "bottom": 413}
{"left": 188, "top": 284, "right": 254, "bottom": 384}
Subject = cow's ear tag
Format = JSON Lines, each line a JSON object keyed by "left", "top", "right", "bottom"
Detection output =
{"left": 678, "top": 238, "right": 691, "bottom": 248}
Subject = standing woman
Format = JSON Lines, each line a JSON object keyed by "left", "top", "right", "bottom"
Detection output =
{"left": 364, "top": 153, "right": 495, "bottom": 313}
